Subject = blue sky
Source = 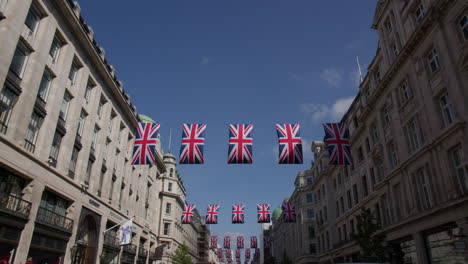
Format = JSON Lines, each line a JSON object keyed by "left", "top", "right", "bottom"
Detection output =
{"left": 77, "top": 0, "right": 378, "bottom": 249}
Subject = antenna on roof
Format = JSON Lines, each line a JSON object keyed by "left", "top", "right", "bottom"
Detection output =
{"left": 356, "top": 56, "right": 364, "bottom": 88}
{"left": 168, "top": 128, "right": 172, "bottom": 153}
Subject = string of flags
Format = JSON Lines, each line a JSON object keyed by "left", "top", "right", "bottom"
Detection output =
{"left": 212, "top": 236, "right": 267, "bottom": 263}
{"left": 131, "top": 122, "right": 351, "bottom": 165}
{"left": 180, "top": 202, "right": 297, "bottom": 224}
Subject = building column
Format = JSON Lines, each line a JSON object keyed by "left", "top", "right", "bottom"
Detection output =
{"left": 413, "top": 232, "right": 429, "bottom": 264}
{"left": 64, "top": 201, "right": 83, "bottom": 264}
{"left": 98, "top": 215, "right": 108, "bottom": 264}
{"left": 14, "top": 180, "right": 44, "bottom": 264}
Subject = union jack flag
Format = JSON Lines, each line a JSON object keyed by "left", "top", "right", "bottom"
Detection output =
{"left": 181, "top": 204, "right": 196, "bottom": 224}
{"left": 217, "top": 248, "right": 223, "bottom": 259}
{"left": 179, "top": 124, "right": 207, "bottom": 164}
{"left": 245, "top": 248, "right": 250, "bottom": 260}
{"left": 275, "top": 124, "right": 303, "bottom": 164}
{"left": 228, "top": 124, "right": 253, "bottom": 164}
{"left": 250, "top": 236, "right": 257, "bottom": 248}
{"left": 323, "top": 123, "right": 352, "bottom": 165}
{"left": 236, "top": 249, "right": 241, "bottom": 259}
{"left": 224, "top": 236, "right": 231, "bottom": 249}
{"left": 264, "top": 236, "right": 271, "bottom": 248}
{"left": 232, "top": 204, "right": 245, "bottom": 224}
{"left": 254, "top": 248, "right": 260, "bottom": 258}
{"left": 210, "top": 236, "right": 217, "bottom": 249}
{"left": 226, "top": 249, "right": 232, "bottom": 258}
{"left": 257, "top": 204, "right": 271, "bottom": 223}
{"left": 206, "top": 204, "right": 220, "bottom": 224}
{"left": 237, "top": 236, "right": 244, "bottom": 248}
{"left": 131, "top": 123, "right": 160, "bottom": 165}
{"left": 281, "top": 202, "right": 297, "bottom": 223}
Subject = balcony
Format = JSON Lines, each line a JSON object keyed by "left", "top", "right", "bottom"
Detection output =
{"left": 0, "top": 193, "right": 31, "bottom": 218}
{"left": 104, "top": 232, "right": 120, "bottom": 248}
{"left": 138, "top": 248, "right": 148, "bottom": 257}
{"left": 36, "top": 207, "right": 73, "bottom": 232}
{"left": 24, "top": 139, "right": 36, "bottom": 153}
{"left": 123, "top": 244, "right": 137, "bottom": 254}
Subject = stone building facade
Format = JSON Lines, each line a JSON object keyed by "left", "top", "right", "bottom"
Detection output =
{"left": 0, "top": 1, "right": 216, "bottom": 264}
{"left": 308, "top": 0, "right": 468, "bottom": 263}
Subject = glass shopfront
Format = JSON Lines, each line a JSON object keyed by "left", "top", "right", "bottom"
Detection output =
{"left": 425, "top": 226, "right": 467, "bottom": 264}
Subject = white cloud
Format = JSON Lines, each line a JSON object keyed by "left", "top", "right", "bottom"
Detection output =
{"left": 201, "top": 56, "right": 213, "bottom": 65}
{"left": 301, "top": 96, "right": 355, "bottom": 123}
{"left": 320, "top": 68, "right": 342, "bottom": 87}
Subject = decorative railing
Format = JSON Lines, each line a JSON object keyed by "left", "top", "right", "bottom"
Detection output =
{"left": 24, "top": 139, "right": 36, "bottom": 153}
{"left": 104, "top": 232, "right": 120, "bottom": 247}
{"left": 0, "top": 193, "right": 31, "bottom": 218}
{"left": 36, "top": 207, "right": 73, "bottom": 232}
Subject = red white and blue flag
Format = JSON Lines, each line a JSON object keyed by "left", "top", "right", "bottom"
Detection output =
{"left": 228, "top": 124, "right": 253, "bottom": 164}
{"left": 264, "top": 236, "right": 271, "bottom": 248}
{"left": 323, "top": 123, "right": 352, "bottom": 165}
{"left": 254, "top": 248, "right": 260, "bottom": 258}
{"left": 237, "top": 236, "right": 244, "bottom": 248}
{"left": 224, "top": 236, "right": 231, "bottom": 249}
{"left": 245, "top": 248, "right": 250, "bottom": 260}
{"left": 217, "top": 248, "right": 223, "bottom": 259}
{"left": 179, "top": 123, "right": 207, "bottom": 164}
{"left": 275, "top": 124, "right": 303, "bottom": 164}
{"left": 257, "top": 204, "right": 271, "bottom": 223}
{"left": 131, "top": 123, "right": 160, "bottom": 165}
{"left": 250, "top": 236, "right": 257, "bottom": 248}
{"left": 232, "top": 204, "right": 245, "bottom": 224}
{"left": 282, "top": 202, "right": 297, "bottom": 223}
{"left": 211, "top": 236, "right": 217, "bottom": 249}
{"left": 206, "top": 204, "right": 220, "bottom": 224}
{"left": 226, "top": 249, "right": 232, "bottom": 258}
{"left": 181, "top": 204, "right": 196, "bottom": 224}
{"left": 236, "top": 249, "right": 241, "bottom": 259}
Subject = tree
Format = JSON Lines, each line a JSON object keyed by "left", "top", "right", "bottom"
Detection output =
{"left": 171, "top": 243, "right": 193, "bottom": 264}
{"left": 281, "top": 251, "right": 292, "bottom": 264}
{"left": 351, "top": 208, "right": 386, "bottom": 262}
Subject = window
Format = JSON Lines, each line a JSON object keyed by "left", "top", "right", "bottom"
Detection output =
{"left": 108, "top": 112, "right": 116, "bottom": 134}
{"left": 391, "top": 42, "right": 399, "bottom": 57}
{"left": 382, "top": 105, "right": 391, "bottom": 127}
{"left": 376, "top": 160, "right": 385, "bottom": 182}
{"left": 365, "top": 138, "right": 371, "bottom": 153}
{"left": 37, "top": 69, "right": 53, "bottom": 102}
{"left": 109, "top": 175, "right": 116, "bottom": 202}
{"left": 77, "top": 111, "right": 86, "bottom": 137}
{"left": 97, "top": 97, "right": 106, "bottom": 118}
{"left": 362, "top": 175, "right": 368, "bottom": 197}
{"left": 384, "top": 18, "right": 392, "bottom": 33}
{"left": 40, "top": 191, "right": 68, "bottom": 218}
{"left": 340, "top": 196, "right": 344, "bottom": 214}
{"left": 59, "top": 92, "right": 71, "bottom": 121}
{"left": 393, "top": 183, "right": 402, "bottom": 221}
{"left": 84, "top": 159, "right": 93, "bottom": 184}
{"left": 370, "top": 122, "right": 379, "bottom": 143}
{"left": 163, "top": 223, "right": 170, "bottom": 236}
{"left": 49, "top": 36, "right": 62, "bottom": 61}
{"left": 405, "top": 116, "right": 424, "bottom": 152}
{"left": 350, "top": 219, "right": 355, "bottom": 235}
{"left": 374, "top": 67, "right": 381, "bottom": 83}
{"left": 398, "top": 79, "right": 412, "bottom": 105}
{"left": 449, "top": 145, "right": 468, "bottom": 194}
{"left": 69, "top": 146, "right": 79, "bottom": 178}
{"left": 439, "top": 92, "right": 455, "bottom": 127}
{"left": 84, "top": 81, "right": 94, "bottom": 104}
{"left": 118, "top": 182, "right": 125, "bottom": 208}
{"left": 459, "top": 14, "right": 468, "bottom": 41}
{"left": 0, "top": 86, "right": 17, "bottom": 134}
{"left": 347, "top": 190, "right": 352, "bottom": 209}
{"left": 307, "top": 208, "right": 315, "bottom": 219}
{"left": 24, "top": 4, "right": 41, "bottom": 33}
{"left": 374, "top": 203, "right": 381, "bottom": 224}
{"left": 338, "top": 227, "right": 342, "bottom": 242}
{"left": 336, "top": 201, "right": 340, "bottom": 217}
{"left": 168, "top": 182, "right": 173, "bottom": 192}
{"left": 309, "top": 243, "right": 316, "bottom": 254}
{"left": 358, "top": 146, "right": 364, "bottom": 162}
{"left": 333, "top": 178, "right": 337, "bottom": 190}
{"left": 380, "top": 194, "right": 390, "bottom": 225}
{"left": 10, "top": 41, "right": 30, "bottom": 78}
{"left": 370, "top": 167, "right": 376, "bottom": 189}
{"left": 387, "top": 141, "right": 398, "bottom": 169}
{"left": 49, "top": 131, "right": 63, "bottom": 166}
{"left": 427, "top": 48, "right": 440, "bottom": 73}
{"left": 68, "top": 61, "right": 80, "bottom": 84}
{"left": 343, "top": 224, "right": 347, "bottom": 241}
{"left": 24, "top": 111, "right": 42, "bottom": 152}
{"left": 306, "top": 192, "right": 313, "bottom": 203}
{"left": 414, "top": 4, "right": 425, "bottom": 23}
{"left": 352, "top": 184, "right": 359, "bottom": 205}
{"left": 91, "top": 127, "right": 99, "bottom": 151}
{"left": 324, "top": 206, "right": 328, "bottom": 221}
{"left": 307, "top": 177, "right": 313, "bottom": 185}
{"left": 413, "top": 167, "right": 433, "bottom": 210}
{"left": 165, "top": 203, "right": 171, "bottom": 214}
{"left": 338, "top": 173, "right": 342, "bottom": 185}
{"left": 97, "top": 167, "right": 106, "bottom": 197}
{"left": 103, "top": 139, "right": 109, "bottom": 161}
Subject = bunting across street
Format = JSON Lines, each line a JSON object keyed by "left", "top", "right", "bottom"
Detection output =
{"left": 228, "top": 124, "right": 254, "bottom": 164}
{"left": 236, "top": 249, "right": 241, "bottom": 259}
{"left": 181, "top": 204, "right": 196, "bottom": 224}
{"left": 275, "top": 124, "right": 303, "bottom": 164}
{"left": 131, "top": 123, "right": 160, "bottom": 165}
{"left": 245, "top": 248, "right": 250, "bottom": 260}
{"left": 282, "top": 202, "right": 297, "bottom": 223}
{"left": 210, "top": 236, "right": 217, "bottom": 249}
{"left": 232, "top": 204, "right": 245, "bottom": 224}
{"left": 217, "top": 248, "right": 223, "bottom": 260}
{"left": 179, "top": 123, "right": 207, "bottom": 164}
{"left": 257, "top": 204, "right": 271, "bottom": 223}
{"left": 250, "top": 236, "right": 257, "bottom": 248}
{"left": 323, "top": 123, "right": 352, "bottom": 165}
{"left": 206, "top": 204, "right": 220, "bottom": 224}
{"left": 237, "top": 236, "right": 244, "bottom": 248}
